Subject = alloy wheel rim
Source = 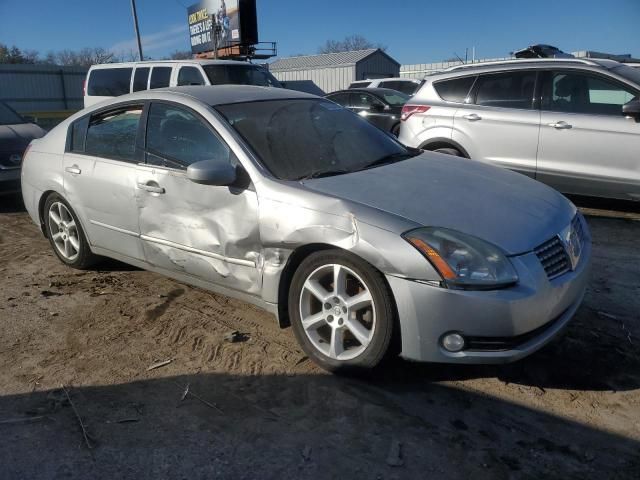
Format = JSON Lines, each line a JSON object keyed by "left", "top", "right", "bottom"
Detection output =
{"left": 299, "top": 263, "right": 376, "bottom": 361}
{"left": 48, "top": 202, "right": 80, "bottom": 261}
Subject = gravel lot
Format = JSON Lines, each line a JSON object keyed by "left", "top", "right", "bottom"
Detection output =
{"left": 0, "top": 194, "right": 638, "bottom": 479}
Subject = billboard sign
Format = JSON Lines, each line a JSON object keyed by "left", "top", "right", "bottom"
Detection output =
{"left": 187, "top": 0, "right": 258, "bottom": 54}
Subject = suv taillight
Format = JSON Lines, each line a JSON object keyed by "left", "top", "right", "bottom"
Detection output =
{"left": 401, "top": 105, "right": 430, "bottom": 121}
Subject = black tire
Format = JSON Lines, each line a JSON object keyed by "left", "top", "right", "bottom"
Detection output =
{"left": 43, "top": 193, "right": 98, "bottom": 269}
{"left": 432, "top": 147, "right": 462, "bottom": 156}
{"left": 288, "top": 249, "right": 396, "bottom": 372}
{"left": 390, "top": 123, "right": 400, "bottom": 137}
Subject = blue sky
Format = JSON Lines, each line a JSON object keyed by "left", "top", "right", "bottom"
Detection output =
{"left": 1, "top": 0, "right": 639, "bottom": 64}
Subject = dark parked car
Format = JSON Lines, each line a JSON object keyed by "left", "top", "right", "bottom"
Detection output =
{"left": 325, "top": 88, "right": 409, "bottom": 136}
{"left": 0, "top": 102, "right": 46, "bottom": 194}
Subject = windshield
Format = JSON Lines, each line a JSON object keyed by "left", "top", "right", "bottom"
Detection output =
{"left": 0, "top": 102, "right": 26, "bottom": 125}
{"left": 216, "top": 99, "right": 415, "bottom": 180}
{"left": 203, "top": 64, "right": 282, "bottom": 88}
{"left": 381, "top": 91, "right": 410, "bottom": 106}
{"left": 611, "top": 64, "right": 640, "bottom": 87}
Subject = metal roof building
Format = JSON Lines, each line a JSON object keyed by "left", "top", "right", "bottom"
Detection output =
{"left": 269, "top": 49, "right": 400, "bottom": 93}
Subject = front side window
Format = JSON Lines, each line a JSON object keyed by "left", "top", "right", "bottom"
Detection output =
{"left": 178, "top": 66, "right": 205, "bottom": 86}
{"left": 146, "top": 103, "right": 230, "bottom": 169}
{"left": 133, "top": 67, "right": 150, "bottom": 92}
{"left": 543, "top": 71, "right": 637, "bottom": 115}
{"left": 350, "top": 93, "right": 381, "bottom": 109}
{"left": 217, "top": 99, "right": 415, "bottom": 181}
{"left": 87, "top": 68, "right": 133, "bottom": 96}
{"left": 434, "top": 76, "right": 476, "bottom": 103}
{"left": 203, "top": 65, "right": 281, "bottom": 88}
{"left": 150, "top": 67, "right": 172, "bottom": 89}
{"left": 85, "top": 105, "right": 143, "bottom": 162}
{"left": 474, "top": 71, "right": 536, "bottom": 109}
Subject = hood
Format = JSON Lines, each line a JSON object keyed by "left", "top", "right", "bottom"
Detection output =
{"left": 0, "top": 123, "right": 46, "bottom": 152}
{"left": 301, "top": 153, "right": 576, "bottom": 255}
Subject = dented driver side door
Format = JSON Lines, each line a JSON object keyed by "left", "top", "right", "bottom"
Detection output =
{"left": 135, "top": 101, "right": 262, "bottom": 295}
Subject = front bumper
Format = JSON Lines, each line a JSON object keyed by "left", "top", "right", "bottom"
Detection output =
{"left": 0, "top": 168, "right": 21, "bottom": 194}
{"left": 388, "top": 233, "right": 591, "bottom": 364}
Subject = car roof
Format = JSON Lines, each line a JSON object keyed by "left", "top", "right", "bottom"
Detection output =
{"left": 89, "top": 59, "right": 257, "bottom": 69}
{"left": 100, "top": 85, "right": 319, "bottom": 106}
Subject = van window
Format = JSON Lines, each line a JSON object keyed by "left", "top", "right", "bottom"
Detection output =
{"left": 150, "top": 67, "right": 172, "bottom": 89}
{"left": 434, "top": 76, "right": 476, "bottom": 103}
{"left": 202, "top": 64, "right": 281, "bottom": 87}
{"left": 85, "top": 106, "right": 143, "bottom": 162}
{"left": 88, "top": 68, "right": 133, "bottom": 96}
{"left": 178, "top": 66, "right": 205, "bottom": 86}
{"left": 133, "top": 67, "right": 150, "bottom": 92}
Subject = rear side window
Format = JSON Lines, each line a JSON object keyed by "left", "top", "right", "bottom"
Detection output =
{"left": 326, "top": 93, "right": 351, "bottom": 106}
{"left": 132, "top": 67, "right": 150, "bottom": 92}
{"left": 70, "top": 119, "right": 87, "bottom": 153}
{"left": 87, "top": 68, "right": 133, "bottom": 96}
{"left": 434, "top": 76, "right": 476, "bottom": 103}
{"left": 150, "top": 67, "right": 172, "bottom": 89}
{"left": 145, "top": 103, "right": 230, "bottom": 169}
{"left": 178, "top": 66, "right": 205, "bottom": 86}
{"left": 474, "top": 71, "right": 536, "bottom": 109}
{"left": 85, "top": 106, "right": 143, "bottom": 162}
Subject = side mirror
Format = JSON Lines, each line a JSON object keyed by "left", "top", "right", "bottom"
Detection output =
{"left": 187, "top": 160, "right": 236, "bottom": 186}
{"left": 622, "top": 99, "right": 640, "bottom": 120}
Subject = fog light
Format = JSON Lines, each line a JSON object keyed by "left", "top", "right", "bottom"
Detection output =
{"left": 442, "top": 333, "right": 465, "bottom": 352}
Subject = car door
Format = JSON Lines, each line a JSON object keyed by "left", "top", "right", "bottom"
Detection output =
{"left": 135, "top": 101, "right": 262, "bottom": 294}
{"left": 63, "top": 103, "right": 145, "bottom": 260}
{"left": 451, "top": 70, "right": 540, "bottom": 178}
{"left": 537, "top": 69, "right": 640, "bottom": 200}
{"left": 349, "top": 92, "right": 389, "bottom": 131}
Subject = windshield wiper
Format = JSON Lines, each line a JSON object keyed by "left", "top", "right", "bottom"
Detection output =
{"left": 361, "top": 148, "right": 421, "bottom": 171}
{"left": 296, "top": 169, "right": 352, "bottom": 181}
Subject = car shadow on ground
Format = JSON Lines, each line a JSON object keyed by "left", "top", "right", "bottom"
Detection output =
{"left": 0, "top": 372, "right": 638, "bottom": 479}
{"left": 0, "top": 193, "right": 26, "bottom": 213}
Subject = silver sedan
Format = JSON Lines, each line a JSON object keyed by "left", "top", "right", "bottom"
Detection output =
{"left": 21, "top": 86, "right": 591, "bottom": 371}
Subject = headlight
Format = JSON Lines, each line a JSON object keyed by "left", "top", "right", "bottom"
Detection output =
{"left": 403, "top": 227, "right": 518, "bottom": 289}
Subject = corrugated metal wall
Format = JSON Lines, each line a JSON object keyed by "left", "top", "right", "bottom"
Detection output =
{"left": 400, "top": 57, "right": 512, "bottom": 79}
{"left": 0, "top": 64, "right": 87, "bottom": 113}
{"left": 273, "top": 65, "right": 356, "bottom": 93}
{"left": 355, "top": 52, "right": 400, "bottom": 81}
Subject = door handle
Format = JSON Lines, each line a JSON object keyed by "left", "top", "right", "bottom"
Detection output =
{"left": 65, "top": 165, "right": 81, "bottom": 175}
{"left": 137, "top": 182, "right": 165, "bottom": 194}
{"left": 463, "top": 113, "right": 482, "bottom": 121}
{"left": 548, "top": 121, "right": 572, "bottom": 130}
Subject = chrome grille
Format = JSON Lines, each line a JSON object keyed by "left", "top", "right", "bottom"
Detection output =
{"left": 534, "top": 236, "right": 571, "bottom": 280}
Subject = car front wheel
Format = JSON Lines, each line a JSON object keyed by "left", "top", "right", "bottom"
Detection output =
{"left": 289, "top": 250, "right": 395, "bottom": 372}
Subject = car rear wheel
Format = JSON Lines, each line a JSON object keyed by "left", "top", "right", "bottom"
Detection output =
{"left": 433, "top": 147, "right": 462, "bottom": 156}
{"left": 289, "top": 250, "right": 395, "bottom": 372}
{"left": 44, "top": 193, "right": 97, "bottom": 269}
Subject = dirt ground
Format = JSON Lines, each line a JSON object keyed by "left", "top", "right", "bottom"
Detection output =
{"left": 0, "top": 194, "right": 638, "bottom": 480}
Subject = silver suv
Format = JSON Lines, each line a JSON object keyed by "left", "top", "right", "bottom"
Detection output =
{"left": 399, "top": 58, "right": 640, "bottom": 201}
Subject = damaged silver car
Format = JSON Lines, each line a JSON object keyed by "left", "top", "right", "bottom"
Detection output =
{"left": 21, "top": 86, "right": 591, "bottom": 371}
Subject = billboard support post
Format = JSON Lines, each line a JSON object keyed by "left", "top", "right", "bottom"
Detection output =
{"left": 130, "top": 0, "right": 144, "bottom": 61}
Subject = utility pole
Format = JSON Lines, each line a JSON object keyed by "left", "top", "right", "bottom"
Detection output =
{"left": 130, "top": 0, "right": 144, "bottom": 61}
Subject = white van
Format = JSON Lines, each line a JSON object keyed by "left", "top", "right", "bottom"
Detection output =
{"left": 84, "top": 59, "right": 282, "bottom": 107}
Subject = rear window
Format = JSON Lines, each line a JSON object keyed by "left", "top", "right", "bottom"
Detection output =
{"left": 349, "top": 81, "right": 371, "bottom": 89}
{"left": 379, "top": 81, "right": 420, "bottom": 96}
{"left": 433, "top": 76, "right": 476, "bottom": 103}
{"left": 150, "top": 67, "right": 172, "bottom": 89}
{"left": 0, "top": 102, "right": 25, "bottom": 125}
{"left": 88, "top": 68, "right": 133, "bottom": 96}
{"left": 203, "top": 65, "right": 281, "bottom": 87}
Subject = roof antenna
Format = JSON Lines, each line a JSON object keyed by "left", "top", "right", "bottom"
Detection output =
{"left": 453, "top": 52, "right": 465, "bottom": 64}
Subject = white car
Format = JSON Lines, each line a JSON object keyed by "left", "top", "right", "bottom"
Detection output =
{"left": 348, "top": 78, "right": 423, "bottom": 96}
{"left": 84, "top": 59, "right": 282, "bottom": 107}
